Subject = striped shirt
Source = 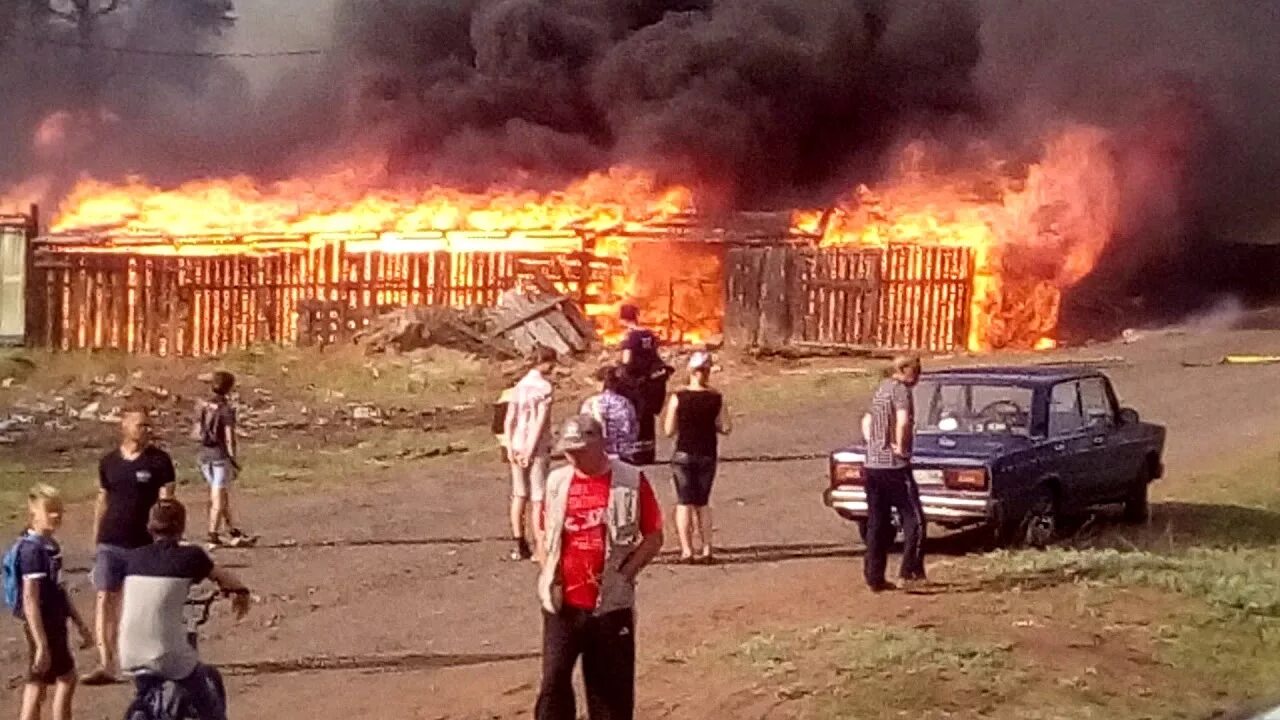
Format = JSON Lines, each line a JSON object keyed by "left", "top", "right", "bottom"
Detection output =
{"left": 865, "top": 379, "right": 914, "bottom": 469}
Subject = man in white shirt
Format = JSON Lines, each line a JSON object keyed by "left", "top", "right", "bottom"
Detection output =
{"left": 503, "top": 345, "right": 557, "bottom": 561}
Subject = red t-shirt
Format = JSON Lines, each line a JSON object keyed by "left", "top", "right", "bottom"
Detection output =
{"left": 542, "top": 470, "right": 663, "bottom": 610}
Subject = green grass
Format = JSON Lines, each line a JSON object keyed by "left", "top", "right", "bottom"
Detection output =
{"left": 974, "top": 547, "right": 1280, "bottom": 618}
{"left": 0, "top": 344, "right": 499, "bottom": 521}
{"left": 732, "top": 625, "right": 1022, "bottom": 718}
{"left": 0, "top": 424, "right": 493, "bottom": 524}
{"left": 973, "top": 546, "right": 1280, "bottom": 712}
{"left": 730, "top": 368, "right": 877, "bottom": 415}
{"left": 0, "top": 344, "right": 495, "bottom": 413}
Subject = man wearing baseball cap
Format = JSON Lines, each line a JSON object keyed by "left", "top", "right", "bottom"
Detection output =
{"left": 534, "top": 415, "right": 664, "bottom": 720}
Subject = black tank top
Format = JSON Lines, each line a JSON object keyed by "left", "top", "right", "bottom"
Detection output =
{"left": 674, "top": 389, "right": 722, "bottom": 457}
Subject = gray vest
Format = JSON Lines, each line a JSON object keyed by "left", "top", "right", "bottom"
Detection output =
{"left": 538, "top": 459, "right": 643, "bottom": 615}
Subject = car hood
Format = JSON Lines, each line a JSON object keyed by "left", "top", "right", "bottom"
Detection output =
{"left": 833, "top": 433, "right": 1031, "bottom": 464}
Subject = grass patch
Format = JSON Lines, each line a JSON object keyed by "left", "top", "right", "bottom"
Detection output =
{"left": 0, "top": 344, "right": 495, "bottom": 412}
{"left": 975, "top": 547, "right": 1280, "bottom": 712}
{"left": 0, "top": 455, "right": 96, "bottom": 526}
{"left": 732, "top": 624, "right": 1021, "bottom": 718}
{"left": 0, "top": 344, "right": 500, "bottom": 522}
{"left": 975, "top": 547, "right": 1280, "bottom": 618}
{"left": 730, "top": 368, "right": 876, "bottom": 415}
{"left": 0, "top": 423, "right": 493, "bottom": 525}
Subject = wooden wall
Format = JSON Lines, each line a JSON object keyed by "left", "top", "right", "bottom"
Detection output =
{"left": 27, "top": 239, "right": 619, "bottom": 356}
{"left": 724, "top": 245, "right": 973, "bottom": 352}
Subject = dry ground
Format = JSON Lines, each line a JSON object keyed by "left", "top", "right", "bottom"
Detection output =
{"left": 4, "top": 329, "right": 1280, "bottom": 719}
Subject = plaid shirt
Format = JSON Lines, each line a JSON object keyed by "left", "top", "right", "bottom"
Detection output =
{"left": 580, "top": 390, "right": 638, "bottom": 457}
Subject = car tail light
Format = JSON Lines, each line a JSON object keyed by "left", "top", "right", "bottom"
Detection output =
{"left": 830, "top": 461, "right": 865, "bottom": 488}
{"left": 944, "top": 468, "right": 989, "bottom": 491}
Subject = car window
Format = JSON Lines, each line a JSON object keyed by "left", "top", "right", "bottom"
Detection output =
{"left": 1079, "top": 377, "right": 1115, "bottom": 429}
{"left": 914, "top": 381, "right": 1033, "bottom": 436}
{"left": 1048, "top": 381, "right": 1084, "bottom": 437}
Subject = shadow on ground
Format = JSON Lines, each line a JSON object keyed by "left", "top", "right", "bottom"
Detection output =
{"left": 1072, "top": 501, "right": 1280, "bottom": 550}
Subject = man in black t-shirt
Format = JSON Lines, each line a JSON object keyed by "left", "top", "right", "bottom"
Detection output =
{"left": 83, "top": 406, "right": 176, "bottom": 686}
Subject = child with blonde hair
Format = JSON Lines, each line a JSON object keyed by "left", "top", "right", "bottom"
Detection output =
{"left": 5, "top": 485, "right": 92, "bottom": 720}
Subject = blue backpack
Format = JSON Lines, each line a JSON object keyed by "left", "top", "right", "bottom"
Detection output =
{"left": 3, "top": 534, "right": 36, "bottom": 617}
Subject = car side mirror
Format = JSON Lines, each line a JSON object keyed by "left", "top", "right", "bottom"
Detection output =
{"left": 1118, "top": 408, "right": 1139, "bottom": 425}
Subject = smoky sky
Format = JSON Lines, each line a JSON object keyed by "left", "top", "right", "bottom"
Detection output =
{"left": 5, "top": 0, "right": 1280, "bottom": 323}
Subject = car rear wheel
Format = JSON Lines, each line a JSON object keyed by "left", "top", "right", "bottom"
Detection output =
{"left": 1018, "top": 489, "right": 1058, "bottom": 549}
{"left": 1122, "top": 468, "right": 1151, "bottom": 524}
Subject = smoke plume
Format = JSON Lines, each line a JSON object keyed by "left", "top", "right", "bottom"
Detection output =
{"left": 5, "top": 0, "right": 1280, "bottom": 335}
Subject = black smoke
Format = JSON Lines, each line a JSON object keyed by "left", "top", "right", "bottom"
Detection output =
{"left": 0, "top": 0, "right": 342, "bottom": 196}
{"left": 340, "top": 0, "right": 984, "bottom": 210}
{"left": 5, "top": 1, "right": 1280, "bottom": 333}
{"left": 975, "top": 0, "right": 1280, "bottom": 335}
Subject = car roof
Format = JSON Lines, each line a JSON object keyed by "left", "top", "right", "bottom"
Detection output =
{"left": 921, "top": 365, "right": 1105, "bottom": 386}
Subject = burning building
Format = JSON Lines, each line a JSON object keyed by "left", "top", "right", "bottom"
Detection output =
{"left": 4, "top": 1, "right": 1280, "bottom": 354}
{"left": 7, "top": 125, "right": 1117, "bottom": 357}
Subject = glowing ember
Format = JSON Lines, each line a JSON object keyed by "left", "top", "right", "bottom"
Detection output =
{"left": 795, "top": 126, "right": 1119, "bottom": 351}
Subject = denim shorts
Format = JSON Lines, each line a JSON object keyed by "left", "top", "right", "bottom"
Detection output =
{"left": 671, "top": 451, "right": 717, "bottom": 506}
{"left": 92, "top": 543, "right": 131, "bottom": 592}
{"left": 199, "top": 460, "right": 237, "bottom": 489}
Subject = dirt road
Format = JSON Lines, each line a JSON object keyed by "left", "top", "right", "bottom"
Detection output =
{"left": 5, "top": 329, "right": 1280, "bottom": 718}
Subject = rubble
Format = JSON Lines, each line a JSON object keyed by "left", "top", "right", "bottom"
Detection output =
{"left": 353, "top": 281, "right": 597, "bottom": 360}
{"left": 353, "top": 305, "right": 514, "bottom": 357}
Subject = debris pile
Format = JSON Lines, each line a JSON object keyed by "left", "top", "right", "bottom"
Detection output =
{"left": 354, "top": 281, "right": 597, "bottom": 360}
{"left": 0, "top": 370, "right": 485, "bottom": 447}
{"left": 353, "top": 306, "right": 513, "bottom": 357}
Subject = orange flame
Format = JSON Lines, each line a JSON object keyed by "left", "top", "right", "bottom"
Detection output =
{"left": 51, "top": 160, "right": 692, "bottom": 237}
{"left": 40, "top": 159, "right": 712, "bottom": 344}
{"left": 796, "top": 126, "right": 1118, "bottom": 351}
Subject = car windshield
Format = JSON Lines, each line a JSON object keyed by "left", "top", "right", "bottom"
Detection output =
{"left": 914, "top": 380, "right": 1034, "bottom": 436}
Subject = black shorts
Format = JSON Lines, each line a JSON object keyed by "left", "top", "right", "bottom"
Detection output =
{"left": 23, "top": 619, "right": 75, "bottom": 684}
{"left": 671, "top": 452, "right": 717, "bottom": 506}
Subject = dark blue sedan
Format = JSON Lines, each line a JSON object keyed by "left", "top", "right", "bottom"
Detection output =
{"left": 823, "top": 366, "right": 1166, "bottom": 548}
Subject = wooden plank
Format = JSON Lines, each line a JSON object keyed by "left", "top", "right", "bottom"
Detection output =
{"left": 786, "top": 247, "right": 806, "bottom": 347}
{"left": 522, "top": 316, "right": 574, "bottom": 357}
{"left": 68, "top": 262, "right": 85, "bottom": 350}
{"left": 90, "top": 267, "right": 104, "bottom": 349}
{"left": 723, "top": 247, "right": 764, "bottom": 347}
{"left": 541, "top": 300, "right": 588, "bottom": 353}
{"left": 757, "top": 246, "right": 791, "bottom": 349}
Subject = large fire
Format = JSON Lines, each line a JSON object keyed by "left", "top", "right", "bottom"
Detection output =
{"left": 50, "top": 161, "right": 692, "bottom": 237}
{"left": 795, "top": 126, "right": 1119, "bottom": 351}
{"left": 12, "top": 123, "right": 1119, "bottom": 353}
{"left": 39, "top": 159, "right": 703, "bottom": 342}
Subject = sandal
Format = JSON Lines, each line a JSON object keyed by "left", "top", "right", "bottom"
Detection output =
{"left": 509, "top": 539, "right": 532, "bottom": 561}
{"left": 81, "top": 667, "right": 121, "bottom": 686}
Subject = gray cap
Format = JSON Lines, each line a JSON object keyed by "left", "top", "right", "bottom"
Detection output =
{"left": 554, "top": 414, "right": 605, "bottom": 453}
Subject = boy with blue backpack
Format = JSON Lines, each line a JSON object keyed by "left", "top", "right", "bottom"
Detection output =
{"left": 5, "top": 484, "right": 93, "bottom": 720}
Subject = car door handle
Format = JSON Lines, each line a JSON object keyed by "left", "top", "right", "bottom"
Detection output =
{"left": 1053, "top": 443, "right": 1066, "bottom": 452}
{"left": 1092, "top": 436, "right": 1106, "bottom": 445}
